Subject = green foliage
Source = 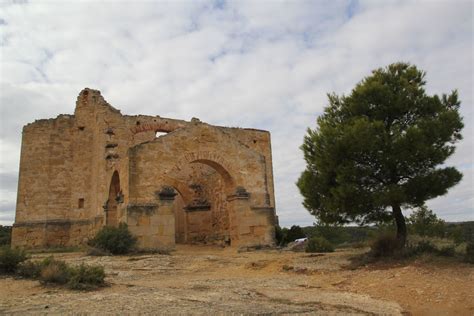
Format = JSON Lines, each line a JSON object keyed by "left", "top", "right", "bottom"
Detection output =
{"left": 89, "top": 223, "right": 137, "bottom": 255}
{"left": 304, "top": 224, "right": 350, "bottom": 245}
{"left": 67, "top": 264, "right": 105, "bottom": 290}
{"left": 445, "top": 225, "right": 464, "bottom": 244}
{"left": 0, "top": 246, "right": 28, "bottom": 274}
{"left": 412, "top": 240, "right": 438, "bottom": 254}
{"left": 297, "top": 62, "right": 463, "bottom": 246}
{"left": 408, "top": 206, "right": 445, "bottom": 237}
{"left": 305, "top": 236, "right": 334, "bottom": 253}
{"left": 437, "top": 245, "right": 456, "bottom": 257}
{"left": 274, "top": 225, "right": 306, "bottom": 246}
{"left": 465, "top": 242, "right": 474, "bottom": 264}
{"left": 17, "top": 256, "right": 106, "bottom": 290}
{"left": 0, "top": 226, "right": 12, "bottom": 246}
{"left": 17, "top": 260, "right": 43, "bottom": 278}
{"left": 274, "top": 225, "right": 288, "bottom": 246}
{"left": 286, "top": 225, "right": 306, "bottom": 243}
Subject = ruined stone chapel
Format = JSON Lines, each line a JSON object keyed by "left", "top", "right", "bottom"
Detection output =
{"left": 12, "top": 89, "right": 277, "bottom": 249}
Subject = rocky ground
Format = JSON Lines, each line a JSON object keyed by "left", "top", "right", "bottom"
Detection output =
{"left": 0, "top": 245, "right": 473, "bottom": 315}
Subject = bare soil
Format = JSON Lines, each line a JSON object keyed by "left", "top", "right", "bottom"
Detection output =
{"left": 1, "top": 245, "right": 472, "bottom": 315}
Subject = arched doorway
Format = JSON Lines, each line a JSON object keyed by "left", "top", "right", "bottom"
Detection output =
{"left": 168, "top": 159, "right": 235, "bottom": 245}
{"left": 106, "top": 171, "right": 121, "bottom": 227}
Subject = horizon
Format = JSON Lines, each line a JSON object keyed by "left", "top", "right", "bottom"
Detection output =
{"left": 0, "top": 1, "right": 472, "bottom": 227}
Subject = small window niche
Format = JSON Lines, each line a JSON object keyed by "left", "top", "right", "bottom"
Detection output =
{"left": 78, "top": 198, "right": 85, "bottom": 209}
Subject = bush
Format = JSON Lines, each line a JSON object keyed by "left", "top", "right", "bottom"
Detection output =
{"left": 17, "top": 256, "right": 106, "bottom": 290}
{"left": 0, "top": 246, "right": 28, "bottom": 274}
{"left": 89, "top": 223, "right": 136, "bottom": 255}
{"left": 369, "top": 234, "right": 399, "bottom": 258}
{"left": 413, "top": 240, "right": 437, "bottom": 254}
{"left": 437, "top": 245, "right": 456, "bottom": 257}
{"left": 465, "top": 242, "right": 474, "bottom": 264}
{"left": 17, "top": 260, "right": 43, "bottom": 278}
{"left": 40, "top": 258, "right": 71, "bottom": 285}
{"left": 67, "top": 264, "right": 105, "bottom": 290}
{"left": 305, "top": 225, "right": 351, "bottom": 246}
{"left": 305, "top": 237, "right": 334, "bottom": 253}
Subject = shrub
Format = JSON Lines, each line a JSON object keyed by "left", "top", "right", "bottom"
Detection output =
{"left": 0, "top": 246, "right": 28, "bottom": 274}
{"left": 40, "top": 258, "right": 71, "bottom": 285}
{"left": 413, "top": 240, "right": 438, "bottom": 254}
{"left": 286, "top": 225, "right": 306, "bottom": 243}
{"left": 369, "top": 234, "right": 399, "bottom": 258}
{"left": 67, "top": 264, "right": 105, "bottom": 290}
{"left": 305, "top": 237, "right": 334, "bottom": 253}
{"left": 437, "top": 245, "right": 456, "bottom": 257}
{"left": 17, "top": 260, "right": 43, "bottom": 278}
{"left": 274, "top": 225, "right": 288, "bottom": 246}
{"left": 18, "top": 256, "right": 106, "bottom": 290}
{"left": 465, "top": 242, "right": 474, "bottom": 264}
{"left": 305, "top": 225, "right": 351, "bottom": 245}
{"left": 89, "top": 223, "right": 136, "bottom": 255}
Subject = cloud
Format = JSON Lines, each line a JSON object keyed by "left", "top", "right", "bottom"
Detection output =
{"left": 0, "top": 0, "right": 472, "bottom": 227}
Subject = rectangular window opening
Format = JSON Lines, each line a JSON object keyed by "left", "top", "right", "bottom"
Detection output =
{"left": 78, "top": 198, "right": 85, "bottom": 209}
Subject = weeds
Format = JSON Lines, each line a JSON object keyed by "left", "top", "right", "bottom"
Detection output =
{"left": 11, "top": 255, "right": 106, "bottom": 290}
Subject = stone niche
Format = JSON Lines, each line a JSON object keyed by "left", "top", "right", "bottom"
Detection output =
{"left": 12, "top": 88, "right": 277, "bottom": 249}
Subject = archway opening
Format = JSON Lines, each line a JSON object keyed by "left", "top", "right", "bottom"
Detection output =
{"left": 170, "top": 160, "right": 234, "bottom": 246}
{"left": 106, "top": 171, "right": 121, "bottom": 227}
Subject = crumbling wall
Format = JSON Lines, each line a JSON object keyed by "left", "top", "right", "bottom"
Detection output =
{"left": 12, "top": 88, "right": 276, "bottom": 249}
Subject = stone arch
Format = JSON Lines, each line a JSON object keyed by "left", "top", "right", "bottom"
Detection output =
{"left": 106, "top": 170, "right": 121, "bottom": 227}
{"left": 165, "top": 153, "right": 236, "bottom": 245}
{"left": 171, "top": 151, "right": 237, "bottom": 194}
{"left": 161, "top": 175, "right": 193, "bottom": 204}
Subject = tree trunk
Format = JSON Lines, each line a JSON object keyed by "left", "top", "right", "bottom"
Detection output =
{"left": 392, "top": 204, "right": 407, "bottom": 248}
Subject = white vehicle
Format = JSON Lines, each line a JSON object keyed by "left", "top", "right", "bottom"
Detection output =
{"left": 294, "top": 237, "right": 308, "bottom": 243}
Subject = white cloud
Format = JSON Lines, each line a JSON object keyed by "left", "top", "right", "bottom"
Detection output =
{"left": 0, "top": 0, "right": 472, "bottom": 227}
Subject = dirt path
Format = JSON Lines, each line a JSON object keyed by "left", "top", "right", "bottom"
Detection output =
{"left": 1, "top": 246, "right": 472, "bottom": 315}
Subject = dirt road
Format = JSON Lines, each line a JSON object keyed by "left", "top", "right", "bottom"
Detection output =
{"left": 1, "top": 246, "right": 472, "bottom": 315}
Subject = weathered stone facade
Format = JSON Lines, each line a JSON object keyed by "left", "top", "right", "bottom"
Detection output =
{"left": 12, "top": 88, "right": 277, "bottom": 249}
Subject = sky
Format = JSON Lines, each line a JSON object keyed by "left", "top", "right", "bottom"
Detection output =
{"left": 0, "top": 0, "right": 472, "bottom": 227}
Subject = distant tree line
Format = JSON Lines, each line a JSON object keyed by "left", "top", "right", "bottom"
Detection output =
{"left": 276, "top": 207, "right": 473, "bottom": 247}
{"left": 0, "top": 226, "right": 11, "bottom": 246}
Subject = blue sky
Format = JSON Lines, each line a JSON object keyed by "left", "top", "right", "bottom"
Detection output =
{"left": 0, "top": 0, "right": 472, "bottom": 227}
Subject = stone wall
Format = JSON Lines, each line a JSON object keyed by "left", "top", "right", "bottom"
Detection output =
{"left": 12, "top": 88, "right": 276, "bottom": 249}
